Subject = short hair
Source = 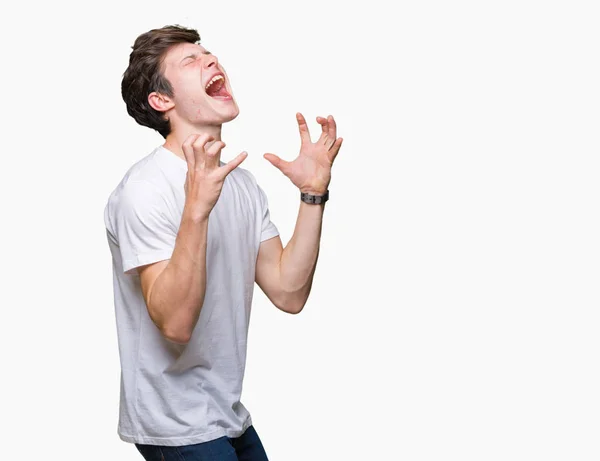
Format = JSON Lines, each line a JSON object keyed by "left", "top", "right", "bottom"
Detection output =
{"left": 121, "top": 25, "right": 200, "bottom": 138}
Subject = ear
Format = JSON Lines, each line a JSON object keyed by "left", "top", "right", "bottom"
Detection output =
{"left": 148, "top": 92, "right": 175, "bottom": 113}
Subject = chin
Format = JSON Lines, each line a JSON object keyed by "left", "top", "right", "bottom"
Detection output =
{"left": 217, "top": 100, "right": 240, "bottom": 123}
{"left": 186, "top": 96, "right": 240, "bottom": 125}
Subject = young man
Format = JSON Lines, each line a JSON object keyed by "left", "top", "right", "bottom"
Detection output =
{"left": 104, "top": 24, "right": 342, "bottom": 460}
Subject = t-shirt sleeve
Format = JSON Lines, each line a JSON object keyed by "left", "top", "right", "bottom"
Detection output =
{"left": 257, "top": 183, "right": 279, "bottom": 242}
{"left": 113, "top": 180, "right": 177, "bottom": 275}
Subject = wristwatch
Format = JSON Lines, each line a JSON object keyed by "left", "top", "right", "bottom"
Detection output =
{"left": 300, "top": 190, "right": 329, "bottom": 205}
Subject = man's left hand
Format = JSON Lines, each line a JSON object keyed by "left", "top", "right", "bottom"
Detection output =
{"left": 264, "top": 112, "right": 343, "bottom": 195}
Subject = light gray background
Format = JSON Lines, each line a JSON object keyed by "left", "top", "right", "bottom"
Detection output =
{"left": 1, "top": 0, "right": 598, "bottom": 460}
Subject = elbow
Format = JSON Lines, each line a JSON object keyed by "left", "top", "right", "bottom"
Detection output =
{"left": 149, "top": 300, "right": 199, "bottom": 345}
{"left": 157, "top": 314, "right": 195, "bottom": 345}
{"left": 279, "top": 295, "right": 306, "bottom": 315}
{"left": 287, "top": 306, "right": 304, "bottom": 315}
{"left": 161, "top": 326, "right": 193, "bottom": 345}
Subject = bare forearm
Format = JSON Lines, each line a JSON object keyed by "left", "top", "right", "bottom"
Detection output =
{"left": 260, "top": 112, "right": 342, "bottom": 314}
{"left": 279, "top": 201, "right": 325, "bottom": 307}
{"left": 148, "top": 208, "right": 209, "bottom": 342}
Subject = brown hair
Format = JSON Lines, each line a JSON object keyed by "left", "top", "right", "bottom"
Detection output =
{"left": 121, "top": 25, "right": 200, "bottom": 138}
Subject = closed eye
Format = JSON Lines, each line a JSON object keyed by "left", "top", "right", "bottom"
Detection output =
{"left": 181, "top": 49, "right": 212, "bottom": 65}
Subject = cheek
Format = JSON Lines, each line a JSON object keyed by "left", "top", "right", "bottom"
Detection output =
{"left": 176, "top": 75, "right": 205, "bottom": 98}
{"left": 175, "top": 88, "right": 208, "bottom": 115}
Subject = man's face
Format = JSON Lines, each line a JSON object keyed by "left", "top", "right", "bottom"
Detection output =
{"left": 160, "top": 42, "right": 239, "bottom": 128}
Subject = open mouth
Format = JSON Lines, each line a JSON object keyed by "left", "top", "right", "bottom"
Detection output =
{"left": 205, "top": 74, "right": 231, "bottom": 99}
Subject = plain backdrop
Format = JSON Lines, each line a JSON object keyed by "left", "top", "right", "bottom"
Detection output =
{"left": 1, "top": 0, "right": 599, "bottom": 460}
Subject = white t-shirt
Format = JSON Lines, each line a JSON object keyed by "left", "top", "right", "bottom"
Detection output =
{"left": 103, "top": 145, "right": 279, "bottom": 446}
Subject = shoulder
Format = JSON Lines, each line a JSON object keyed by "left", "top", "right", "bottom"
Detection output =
{"left": 105, "top": 153, "right": 170, "bottom": 229}
{"left": 106, "top": 149, "right": 169, "bottom": 208}
{"left": 125, "top": 147, "right": 171, "bottom": 188}
{"left": 104, "top": 180, "right": 165, "bottom": 230}
{"left": 104, "top": 147, "right": 180, "bottom": 235}
{"left": 118, "top": 179, "right": 164, "bottom": 205}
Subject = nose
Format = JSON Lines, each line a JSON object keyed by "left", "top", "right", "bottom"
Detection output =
{"left": 203, "top": 54, "right": 218, "bottom": 69}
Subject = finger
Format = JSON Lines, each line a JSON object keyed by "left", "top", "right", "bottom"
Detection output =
{"left": 328, "top": 115, "right": 337, "bottom": 140}
{"left": 182, "top": 134, "right": 201, "bottom": 170}
{"left": 206, "top": 140, "right": 226, "bottom": 156}
{"left": 296, "top": 112, "right": 311, "bottom": 145}
{"left": 206, "top": 141, "right": 226, "bottom": 169}
{"left": 192, "top": 133, "right": 216, "bottom": 167}
{"left": 316, "top": 116, "right": 329, "bottom": 143}
{"left": 220, "top": 151, "right": 248, "bottom": 177}
{"left": 326, "top": 137, "right": 343, "bottom": 163}
{"left": 184, "top": 171, "right": 191, "bottom": 195}
{"left": 263, "top": 153, "right": 292, "bottom": 176}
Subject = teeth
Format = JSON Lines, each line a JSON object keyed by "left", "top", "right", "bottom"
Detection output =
{"left": 205, "top": 75, "right": 224, "bottom": 91}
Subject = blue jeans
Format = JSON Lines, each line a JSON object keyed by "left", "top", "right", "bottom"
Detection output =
{"left": 135, "top": 425, "right": 269, "bottom": 461}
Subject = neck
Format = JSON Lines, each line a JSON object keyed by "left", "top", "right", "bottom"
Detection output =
{"left": 163, "top": 123, "right": 223, "bottom": 161}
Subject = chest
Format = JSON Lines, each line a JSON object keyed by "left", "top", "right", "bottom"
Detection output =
{"left": 167, "top": 173, "right": 260, "bottom": 265}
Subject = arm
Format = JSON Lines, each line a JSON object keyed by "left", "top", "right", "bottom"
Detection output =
{"left": 257, "top": 113, "right": 343, "bottom": 314}
{"left": 138, "top": 212, "right": 209, "bottom": 344}
{"left": 255, "top": 201, "right": 324, "bottom": 314}
{"left": 138, "top": 134, "right": 248, "bottom": 344}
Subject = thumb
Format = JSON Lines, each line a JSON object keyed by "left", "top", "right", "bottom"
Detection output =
{"left": 263, "top": 153, "right": 291, "bottom": 175}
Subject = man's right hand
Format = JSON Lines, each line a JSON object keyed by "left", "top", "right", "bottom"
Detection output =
{"left": 182, "top": 133, "right": 248, "bottom": 221}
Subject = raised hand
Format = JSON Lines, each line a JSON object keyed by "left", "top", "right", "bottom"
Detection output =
{"left": 181, "top": 133, "right": 248, "bottom": 220}
{"left": 263, "top": 113, "right": 343, "bottom": 195}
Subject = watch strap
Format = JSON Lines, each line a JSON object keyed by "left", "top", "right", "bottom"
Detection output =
{"left": 300, "top": 190, "right": 329, "bottom": 204}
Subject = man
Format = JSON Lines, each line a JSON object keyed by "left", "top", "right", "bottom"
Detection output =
{"left": 104, "top": 24, "right": 343, "bottom": 461}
